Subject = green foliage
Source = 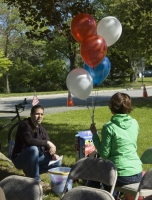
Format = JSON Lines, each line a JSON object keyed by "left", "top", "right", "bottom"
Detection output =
{"left": 9, "top": 57, "right": 67, "bottom": 92}
{"left": 0, "top": 1, "right": 68, "bottom": 93}
{"left": 0, "top": 49, "right": 12, "bottom": 76}
{"left": 107, "top": 48, "right": 133, "bottom": 81}
{"left": 3, "top": 0, "right": 95, "bottom": 71}
{"left": 37, "top": 60, "right": 68, "bottom": 91}
{"left": 0, "top": 0, "right": 28, "bottom": 92}
{"left": 9, "top": 58, "right": 37, "bottom": 92}
{"left": 93, "top": 0, "right": 152, "bottom": 80}
{"left": 4, "top": 0, "right": 95, "bottom": 40}
{"left": 1, "top": 0, "right": 151, "bottom": 92}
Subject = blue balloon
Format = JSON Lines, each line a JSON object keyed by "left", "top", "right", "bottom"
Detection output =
{"left": 83, "top": 56, "right": 111, "bottom": 86}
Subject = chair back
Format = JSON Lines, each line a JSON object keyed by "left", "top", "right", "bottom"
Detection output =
{"left": 140, "top": 147, "right": 152, "bottom": 164}
{"left": 133, "top": 168, "right": 152, "bottom": 200}
{"left": 61, "top": 186, "right": 115, "bottom": 200}
{"left": 0, "top": 187, "right": 6, "bottom": 200}
{"left": 138, "top": 168, "right": 152, "bottom": 191}
{"left": 0, "top": 175, "right": 43, "bottom": 200}
{"left": 62, "top": 157, "right": 117, "bottom": 197}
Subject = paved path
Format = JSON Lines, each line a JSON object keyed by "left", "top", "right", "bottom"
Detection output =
{"left": 0, "top": 87, "right": 152, "bottom": 117}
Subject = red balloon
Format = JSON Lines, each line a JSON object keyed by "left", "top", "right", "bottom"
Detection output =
{"left": 80, "top": 35, "right": 108, "bottom": 68}
{"left": 71, "top": 13, "right": 97, "bottom": 43}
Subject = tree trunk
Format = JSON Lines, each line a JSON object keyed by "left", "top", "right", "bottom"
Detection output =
{"left": 69, "top": 43, "right": 76, "bottom": 71}
{"left": 3, "top": 72, "right": 10, "bottom": 93}
{"left": 130, "top": 72, "right": 136, "bottom": 82}
{"left": 3, "top": 35, "right": 10, "bottom": 93}
{"left": 129, "top": 57, "right": 136, "bottom": 82}
{"left": 110, "top": 73, "right": 114, "bottom": 81}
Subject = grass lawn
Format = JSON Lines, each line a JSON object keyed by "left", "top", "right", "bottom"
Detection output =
{"left": 0, "top": 97, "right": 152, "bottom": 199}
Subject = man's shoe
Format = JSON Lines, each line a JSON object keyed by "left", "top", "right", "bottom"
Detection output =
{"left": 39, "top": 181, "right": 50, "bottom": 189}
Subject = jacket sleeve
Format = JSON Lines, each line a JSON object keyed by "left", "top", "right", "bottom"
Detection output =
{"left": 43, "top": 128, "right": 51, "bottom": 151}
{"left": 18, "top": 121, "right": 48, "bottom": 146}
{"left": 93, "top": 125, "right": 112, "bottom": 158}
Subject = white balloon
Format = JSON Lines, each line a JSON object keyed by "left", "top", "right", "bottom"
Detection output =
{"left": 66, "top": 68, "right": 93, "bottom": 100}
{"left": 97, "top": 16, "right": 122, "bottom": 47}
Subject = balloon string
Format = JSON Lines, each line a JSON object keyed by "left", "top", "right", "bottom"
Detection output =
{"left": 92, "top": 96, "right": 94, "bottom": 123}
{"left": 87, "top": 102, "right": 92, "bottom": 122}
{"left": 87, "top": 66, "right": 99, "bottom": 124}
{"left": 87, "top": 89, "right": 98, "bottom": 124}
{"left": 91, "top": 69, "right": 95, "bottom": 123}
{"left": 92, "top": 90, "right": 98, "bottom": 123}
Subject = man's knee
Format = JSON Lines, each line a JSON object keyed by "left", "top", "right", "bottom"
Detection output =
{"left": 27, "top": 146, "right": 39, "bottom": 156}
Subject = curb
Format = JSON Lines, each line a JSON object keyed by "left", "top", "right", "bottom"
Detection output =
{"left": 141, "top": 86, "right": 152, "bottom": 89}
{"left": 0, "top": 88, "right": 129, "bottom": 100}
{"left": 0, "top": 87, "right": 152, "bottom": 100}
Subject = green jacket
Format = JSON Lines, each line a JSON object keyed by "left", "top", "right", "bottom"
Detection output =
{"left": 93, "top": 114, "right": 142, "bottom": 176}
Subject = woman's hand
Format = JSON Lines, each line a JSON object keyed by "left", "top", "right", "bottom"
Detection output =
{"left": 47, "top": 141, "right": 56, "bottom": 155}
{"left": 90, "top": 123, "right": 97, "bottom": 134}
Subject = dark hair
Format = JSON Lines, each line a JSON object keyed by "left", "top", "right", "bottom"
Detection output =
{"left": 31, "top": 105, "right": 44, "bottom": 114}
{"left": 109, "top": 92, "right": 133, "bottom": 114}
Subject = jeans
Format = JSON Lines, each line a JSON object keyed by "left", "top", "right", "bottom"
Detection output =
{"left": 116, "top": 172, "right": 142, "bottom": 186}
{"left": 12, "top": 146, "right": 62, "bottom": 182}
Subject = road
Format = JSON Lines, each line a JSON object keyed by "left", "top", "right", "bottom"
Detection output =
{"left": 0, "top": 87, "right": 152, "bottom": 117}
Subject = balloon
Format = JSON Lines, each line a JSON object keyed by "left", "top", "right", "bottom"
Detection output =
{"left": 80, "top": 34, "right": 107, "bottom": 68}
{"left": 84, "top": 57, "right": 111, "bottom": 86}
{"left": 66, "top": 68, "right": 93, "bottom": 100}
{"left": 71, "top": 13, "right": 97, "bottom": 43}
{"left": 97, "top": 16, "right": 122, "bottom": 47}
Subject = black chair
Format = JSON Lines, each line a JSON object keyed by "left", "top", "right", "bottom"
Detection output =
{"left": 61, "top": 157, "right": 117, "bottom": 199}
{"left": 0, "top": 175, "right": 43, "bottom": 200}
{"left": 61, "top": 186, "right": 115, "bottom": 200}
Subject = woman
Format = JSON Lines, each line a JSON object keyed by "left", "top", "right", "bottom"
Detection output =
{"left": 90, "top": 92, "right": 142, "bottom": 189}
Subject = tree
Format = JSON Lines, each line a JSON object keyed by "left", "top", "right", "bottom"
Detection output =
{"left": 4, "top": 0, "right": 95, "bottom": 72}
{"left": 93, "top": 0, "right": 152, "bottom": 82}
{"left": 0, "top": 49, "right": 12, "bottom": 76}
{"left": 8, "top": 38, "right": 68, "bottom": 92}
{"left": 5, "top": 0, "right": 152, "bottom": 84}
{"left": 0, "top": 49, "right": 12, "bottom": 92}
{"left": 0, "top": 1, "right": 45, "bottom": 92}
{"left": 4, "top": 0, "right": 95, "bottom": 38}
{"left": 0, "top": 0, "right": 78, "bottom": 93}
{"left": 0, "top": 0, "right": 29, "bottom": 92}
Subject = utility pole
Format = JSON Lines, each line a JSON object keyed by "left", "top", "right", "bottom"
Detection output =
{"left": 140, "top": 58, "right": 144, "bottom": 86}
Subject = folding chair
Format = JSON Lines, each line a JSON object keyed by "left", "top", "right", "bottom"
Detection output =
{"left": 0, "top": 175, "right": 43, "bottom": 200}
{"left": 140, "top": 147, "right": 152, "bottom": 164}
{"left": 61, "top": 186, "right": 115, "bottom": 200}
{"left": 144, "top": 195, "right": 152, "bottom": 200}
{"left": 115, "top": 147, "right": 152, "bottom": 199}
{"left": 0, "top": 187, "right": 6, "bottom": 200}
{"left": 61, "top": 157, "right": 117, "bottom": 199}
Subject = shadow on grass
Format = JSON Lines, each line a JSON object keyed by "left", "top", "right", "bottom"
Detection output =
{"left": 0, "top": 166, "right": 24, "bottom": 180}
{"left": 132, "top": 97, "right": 152, "bottom": 108}
{"left": 43, "top": 123, "right": 82, "bottom": 162}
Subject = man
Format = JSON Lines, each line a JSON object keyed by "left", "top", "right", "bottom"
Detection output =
{"left": 12, "top": 104, "right": 61, "bottom": 187}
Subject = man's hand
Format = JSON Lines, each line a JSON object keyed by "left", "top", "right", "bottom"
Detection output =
{"left": 90, "top": 123, "right": 97, "bottom": 134}
{"left": 47, "top": 141, "right": 56, "bottom": 155}
{"left": 52, "top": 154, "right": 59, "bottom": 160}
